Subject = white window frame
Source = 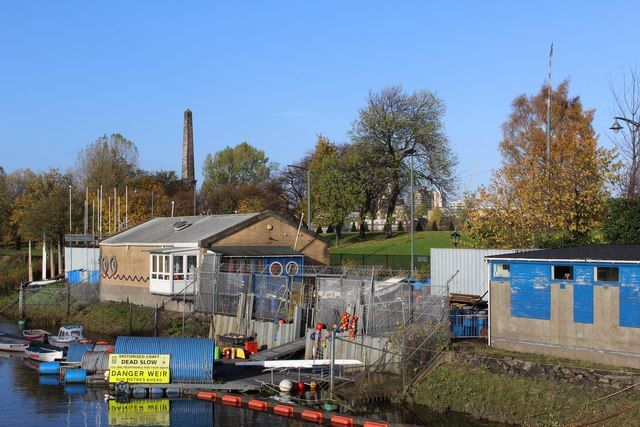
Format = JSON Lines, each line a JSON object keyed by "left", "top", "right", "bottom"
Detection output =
{"left": 493, "top": 263, "right": 510, "bottom": 278}
{"left": 594, "top": 266, "right": 619, "bottom": 283}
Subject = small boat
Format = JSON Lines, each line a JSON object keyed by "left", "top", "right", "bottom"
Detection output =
{"left": 48, "top": 324, "right": 85, "bottom": 349}
{"left": 23, "top": 329, "right": 51, "bottom": 342}
{"left": 0, "top": 335, "right": 29, "bottom": 352}
{"left": 25, "top": 345, "right": 63, "bottom": 362}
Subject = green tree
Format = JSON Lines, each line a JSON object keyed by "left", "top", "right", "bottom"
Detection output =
{"left": 351, "top": 85, "right": 458, "bottom": 233}
{"left": 0, "top": 167, "right": 9, "bottom": 242}
{"left": 431, "top": 221, "right": 438, "bottom": 231}
{"left": 202, "top": 142, "right": 274, "bottom": 188}
{"left": 309, "top": 136, "right": 361, "bottom": 239}
{"left": 76, "top": 133, "right": 139, "bottom": 190}
{"left": 602, "top": 198, "right": 640, "bottom": 243}
{"left": 13, "top": 169, "right": 72, "bottom": 246}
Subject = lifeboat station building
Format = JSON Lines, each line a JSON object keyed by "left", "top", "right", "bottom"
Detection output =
{"left": 98, "top": 211, "right": 329, "bottom": 309}
{"left": 487, "top": 245, "right": 640, "bottom": 369}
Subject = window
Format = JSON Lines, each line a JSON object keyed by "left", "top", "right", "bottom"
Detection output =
{"left": 552, "top": 265, "right": 573, "bottom": 280}
{"left": 493, "top": 263, "right": 510, "bottom": 278}
{"left": 186, "top": 256, "right": 197, "bottom": 278}
{"left": 173, "top": 256, "right": 184, "bottom": 280}
{"left": 151, "top": 254, "right": 170, "bottom": 280}
{"left": 595, "top": 267, "right": 619, "bottom": 282}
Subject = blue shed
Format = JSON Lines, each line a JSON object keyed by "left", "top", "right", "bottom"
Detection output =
{"left": 486, "top": 244, "right": 640, "bottom": 369}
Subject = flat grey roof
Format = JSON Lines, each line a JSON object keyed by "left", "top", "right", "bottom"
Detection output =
{"left": 100, "top": 213, "right": 262, "bottom": 246}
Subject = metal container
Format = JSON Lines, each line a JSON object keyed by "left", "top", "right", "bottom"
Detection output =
{"left": 114, "top": 336, "right": 215, "bottom": 382}
{"left": 431, "top": 248, "right": 528, "bottom": 299}
{"left": 66, "top": 342, "right": 95, "bottom": 362}
{"left": 81, "top": 351, "right": 110, "bottom": 373}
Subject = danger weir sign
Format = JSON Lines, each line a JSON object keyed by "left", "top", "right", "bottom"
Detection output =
{"left": 108, "top": 354, "right": 170, "bottom": 384}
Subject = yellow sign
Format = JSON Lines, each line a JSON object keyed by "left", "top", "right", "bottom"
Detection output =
{"left": 108, "top": 368, "right": 170, "bottom": 383}
{"left": 109, "top": 354, "right": 170, "bottom": 368}
{"left": 108, "top": 399, "right": 170, "bottom": 426}
{"left": 108, "top": 354, "right": 171, "bottom": 384}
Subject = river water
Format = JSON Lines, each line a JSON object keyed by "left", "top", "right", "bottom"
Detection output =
{"left": 0, "top": 318, "right": 440, "bottom": 427}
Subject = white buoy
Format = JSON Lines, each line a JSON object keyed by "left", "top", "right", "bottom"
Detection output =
{"left": 278, "top": 379, "right": 292, "bottom": 392}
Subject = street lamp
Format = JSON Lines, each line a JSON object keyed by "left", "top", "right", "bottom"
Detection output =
{"left": 68, "top": 185, "right": 72, "bottom": 232}
{"left": 400, "top": 147, "right": 417, "bottom": 277}
{"left": 610, "top": 116, "right": 639, "bottom": 133}
{"left": 450, "top": 231, "right": 461, "bottom": 247}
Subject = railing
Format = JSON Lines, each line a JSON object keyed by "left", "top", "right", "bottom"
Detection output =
{"left": 330, "top": 253, "right": 430, "bottom": 271}
{"left": 450, "top": 311, "right": 488, "bottom": 338}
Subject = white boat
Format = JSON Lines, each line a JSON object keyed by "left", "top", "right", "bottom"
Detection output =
{"left": 48, "top": 324, "right": 86, "bottom": 348}
{"left": 25, "top": 345, "right": 64, "bottom": 362}
{"left": 23, "top": 329, "right": 51, "bottom": 342}
{"left": 0, "top": 335, "right": 29, "bottom": 352}
{"left": 236, "top": 359, "right": 364, "bottom": 368}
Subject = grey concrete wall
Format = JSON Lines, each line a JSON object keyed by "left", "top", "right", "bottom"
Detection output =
{"left": 490, "top": 280, "right": 640, "bottom": 369}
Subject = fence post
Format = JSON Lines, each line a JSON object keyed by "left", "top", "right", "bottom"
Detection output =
{"left": 128, "top": 297, "right": 132, "bottom": 335}
{"left": 18, "top": 284, "right": 24, "bottom": 319}
{"left": 66, "top": 280, "right": 70, "bottom": 318}
{"left": 330, "top": 330, "right": 336, "bottom": 399}
{"left": 154, "top": 303, "right": 158, "bottom": 337}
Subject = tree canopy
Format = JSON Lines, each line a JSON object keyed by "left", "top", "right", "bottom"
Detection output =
{"left": 350, "top": 85, "right": 457, "bottom": 231}
{"left": 465, "top": 81, "right": 618, "bottom": 248}
{"left": 76, "top": 133, "right": 139, "bottom": 190}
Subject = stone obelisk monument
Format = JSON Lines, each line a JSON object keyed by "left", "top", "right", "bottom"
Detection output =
{"left": 182, "top": 109, "right": 195, "bottom": 183}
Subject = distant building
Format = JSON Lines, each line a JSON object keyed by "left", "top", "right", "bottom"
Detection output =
{"left": 449, "top": 199, "right": 465, "bottom": 212}
{"left": 487, "top": 245, "right": 640, "bottom": 369}
{"left": 431, "top": 190, "right": 443, "bottom": 209}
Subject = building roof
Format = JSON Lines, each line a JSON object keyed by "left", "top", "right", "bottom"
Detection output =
{"left": 212, "top": 246, "right": 304, "bottom": 257}
{"left": 100, "top": 213, "right": 263, "bottom": 246}
{"left": 486, "top": 244, "right": 640, "bottom": 262}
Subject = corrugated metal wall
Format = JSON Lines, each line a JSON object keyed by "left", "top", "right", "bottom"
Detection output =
{"left": 64, "top": 247, "right": 100, "bottom": 273}
{"left": 430, "top": 248, "right": 526, "bottom": 299}
{"left": 212, "top": 314, "right": 299, "bottom": 348}
{"left": 303, "top": 329, "right": 400, "bottom": 372}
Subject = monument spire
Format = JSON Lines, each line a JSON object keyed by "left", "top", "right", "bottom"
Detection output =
{"left": 182, "top": 109, "right": 195, "bottom": 183}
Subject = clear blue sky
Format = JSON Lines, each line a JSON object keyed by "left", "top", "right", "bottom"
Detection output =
{"left": 1, "top": 2, "right": 638, "bottom": 193}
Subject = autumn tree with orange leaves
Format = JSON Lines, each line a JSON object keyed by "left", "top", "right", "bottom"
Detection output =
{"left": 465, "top": 81, "right": 619, "bottom": 248}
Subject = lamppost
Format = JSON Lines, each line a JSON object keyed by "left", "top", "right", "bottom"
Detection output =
{"left": 610, "top": 116, "right": 639, "bottom": 133}
{"left": 400, "top": 147, "right": 417, "bottom": 277}
{"left": 68, "top": 185, "right": 72, "bottom": 232}
{"left": 288, "top": 165, "right": 312, "bottom": 230}
{"left": 450, "top": 231, "right": 461, "bottom": 248}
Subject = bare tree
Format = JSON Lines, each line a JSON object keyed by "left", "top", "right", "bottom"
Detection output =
{"left": 351, "top": 86, "right": 458, "bottom": 233}
{"left": 609, "top": 66, "right": 640, "bottom": 199}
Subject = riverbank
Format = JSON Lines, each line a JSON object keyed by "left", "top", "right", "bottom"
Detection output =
{"left": 0, "top": 290, "right": 210, "bottom": 338}
{"left": 408, "top": 357, "right": 640, "bottom": 426}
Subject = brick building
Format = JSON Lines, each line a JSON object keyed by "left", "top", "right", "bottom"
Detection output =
{"left": 99, "top": 211, "right": 328, "bottom": 308}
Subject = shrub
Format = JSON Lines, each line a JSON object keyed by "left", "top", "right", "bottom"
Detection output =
{"left": 415, "top": 221, "right": 424, "bottom": 232}
{"left": 351, "top": 222, "right": 357, "bottom": 232}
{"left": 315, "top": 226, "right": 323, "bottom": 234}
{"left": 431, "top": 221, "right": 438, "bottom": 231}
{"left": 326, "top": 224, "right": 335, "bottom": 233}
{"left": 397, "top": 221, "right": 404, "bottom": 231}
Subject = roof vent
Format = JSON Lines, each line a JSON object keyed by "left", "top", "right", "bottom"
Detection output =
{"left": 173, "top": 220, "right": 191, "bottom": 231}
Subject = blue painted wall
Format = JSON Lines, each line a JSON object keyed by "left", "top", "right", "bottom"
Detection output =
{"left": 490, "top": 260, "right": 640, "bottom": 328}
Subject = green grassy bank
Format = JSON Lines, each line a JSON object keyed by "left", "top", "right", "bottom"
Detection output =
{"left": 409, "top": 360, "right": 640, "bottom": 426}
{"left": 326, "top": 231, "right": 470, "bottom": 255}
{"left": 0, "top": 290, "right": 209, "bottom": 338}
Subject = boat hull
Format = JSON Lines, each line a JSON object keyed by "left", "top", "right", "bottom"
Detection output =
{"left": 26, "top": 348, "right": 64, "bottom": 362}
{"left": 0, "top": 342, "right": 29, "bottom": 352}
{"left": 23, "top": 329, "right": 50, "bottom": 342}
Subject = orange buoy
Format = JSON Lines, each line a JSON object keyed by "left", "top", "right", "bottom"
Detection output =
{"left": 331, "top": 415, "right": 355, "bottom": 426}
{"left": 273, "top": 404, "right": 294, "bottom": 416}
{"left": 248, "top": 399, "right": 268, "bottom": 411}
{"left": 221, "top": 394, "right": 242, "bottom": 406}
{"left": 301, "top": 410, "right": 323, "bottom": 422}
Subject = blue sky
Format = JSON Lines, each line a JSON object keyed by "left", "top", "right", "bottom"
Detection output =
{"left": 1, "top": 2, "right": 639, "bottom": 194}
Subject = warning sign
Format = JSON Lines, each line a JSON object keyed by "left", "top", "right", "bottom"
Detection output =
{"left": 108, "top": 354, "right": 170, "bottom": 383}
{"left": 108, "top": 399, "right": 170, "bottom": 426}
{"left": 109, "top": 354, "right": 170, "bottom": 368}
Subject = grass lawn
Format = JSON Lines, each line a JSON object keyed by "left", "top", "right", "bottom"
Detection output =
{"left": 325, "top": 231, "right": 471, "bottom": 255}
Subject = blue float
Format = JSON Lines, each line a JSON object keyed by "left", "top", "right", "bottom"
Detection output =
{"left": 39, "top": 361, "right": 61, "bottom": 375}
{"left": 64, "top": 369, "right": 87, "bottom": 384}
